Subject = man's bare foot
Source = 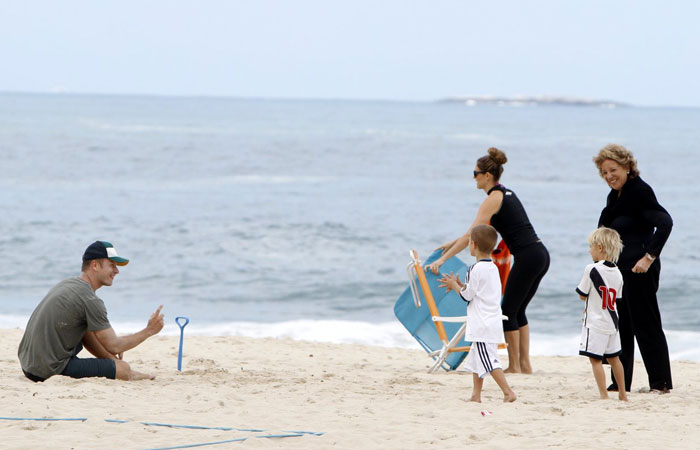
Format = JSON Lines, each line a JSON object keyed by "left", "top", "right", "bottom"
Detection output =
{"left": 470, "top": 395, "right": 482, "bottom": 403}
{"left": 130, "top": 370, "right": 155, "bottom": 381}
{"left": 503, "top": 391, "right": 517, "bottom": 403}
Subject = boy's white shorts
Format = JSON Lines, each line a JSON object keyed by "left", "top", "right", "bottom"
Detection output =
{"left": 463, "top": 342, "right": 502, "bottom": 378}
{"left": 579, "top": 326, "right": 622, "bottom": 360}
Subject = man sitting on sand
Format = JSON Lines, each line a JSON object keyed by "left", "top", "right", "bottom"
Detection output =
{"left": 18, "top": 241, "right": 164, "bottom": 382}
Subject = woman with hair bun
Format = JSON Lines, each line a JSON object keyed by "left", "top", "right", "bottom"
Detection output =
{"left": 426, "top": 147, "right": 550, "bottom": 374}
{"left": 593, "top": 143, "right": 673, "bottom": 393}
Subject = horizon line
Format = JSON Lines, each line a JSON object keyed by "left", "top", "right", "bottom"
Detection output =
{"left": 1, "top": 89, "right": 699, "bottom": 109}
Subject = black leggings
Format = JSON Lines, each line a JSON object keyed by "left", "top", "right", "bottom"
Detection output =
{"left": 610, "top": 261, "right": 672, "bottom": 391}
{"left": 501, "top": 241, "right": 550, "bottom": 332}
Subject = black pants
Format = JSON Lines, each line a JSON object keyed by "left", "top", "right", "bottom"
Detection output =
{"left": 501, "top": 241, "right": 550, "bottom": 332}
{"left": 611, "top": 260, "right": 673, "bottom": 391}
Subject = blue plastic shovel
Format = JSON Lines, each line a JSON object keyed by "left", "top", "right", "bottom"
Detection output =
{"left": 175, "top": 316, "right": 190, "bottom": 371}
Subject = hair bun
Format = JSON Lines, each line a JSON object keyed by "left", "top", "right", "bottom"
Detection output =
{"left": 487, "top": 147, "right": 508, "bottom": 165}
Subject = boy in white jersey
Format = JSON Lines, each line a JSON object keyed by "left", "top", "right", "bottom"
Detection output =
{"left": 576, "top": 227, "right": 628, "bottom": 401}
{"left": 439, "top": 224, "right": 516, "bottom": 403}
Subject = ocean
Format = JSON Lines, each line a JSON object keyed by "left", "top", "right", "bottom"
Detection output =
{"left": 1, "top": 92, "right": 699, "bottom": 360}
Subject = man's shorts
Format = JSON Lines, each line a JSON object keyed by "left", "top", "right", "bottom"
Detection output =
{"left": 61, "top": 356, "right": 117, "bottom": 380}
{"left": 462, "top": 342, "right": 503, "bottom": 378}
{"left": 579, "top": 326, "right": 621, "bottom": 360}
{"left": 55, "top": 344, "right": 116, "bottom": 380}
{"left": 22, "top": 342, "right": 117, "bottom": 382}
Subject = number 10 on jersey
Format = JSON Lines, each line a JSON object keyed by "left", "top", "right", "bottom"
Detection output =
{"left": 598, "top": 286, "right": 617, "bottom": 311}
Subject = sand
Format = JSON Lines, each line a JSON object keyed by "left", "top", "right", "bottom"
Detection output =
{"left": 2, "top": 328, "right": 699, "bottom": 449}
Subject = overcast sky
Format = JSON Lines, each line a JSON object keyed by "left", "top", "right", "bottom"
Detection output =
{"left": 1, "top": 1, "right": 698, "bottom": 107}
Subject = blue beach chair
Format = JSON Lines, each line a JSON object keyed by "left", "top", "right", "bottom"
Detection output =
{"left": 395, "top": 249, "right": 507, "bottom": 373}
{"left": 394, "top": 249, "right": 472, "bottom": 372}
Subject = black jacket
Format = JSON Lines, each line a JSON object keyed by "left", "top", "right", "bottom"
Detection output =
{"left": 598, "top": 176, "right": 672, "bottom": 271}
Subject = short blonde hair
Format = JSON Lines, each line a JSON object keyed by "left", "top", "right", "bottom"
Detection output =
{"left": 588, "top": 227, "right": 624, "bottom": 263}
{"left": 593, "top": 143, "right": 639, "bottom": 178}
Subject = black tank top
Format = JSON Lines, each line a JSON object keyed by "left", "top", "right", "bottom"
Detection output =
{"left": 487, "top": 184, "right": 540, "bottom": 254}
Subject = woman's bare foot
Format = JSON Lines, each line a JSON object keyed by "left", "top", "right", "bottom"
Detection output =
{"left": 619, "top": 392, "right": 629, "bottom": 402}
{"left": 504, "top": 367, "right": 521, "bottom": 374}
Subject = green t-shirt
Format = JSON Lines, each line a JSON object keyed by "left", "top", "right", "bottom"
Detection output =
{"left": 18, "top": 277, "right": 112, "bottom": 379}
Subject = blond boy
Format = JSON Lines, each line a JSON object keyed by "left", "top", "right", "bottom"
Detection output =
{"left": 576, "top": 227, "right": 628, "bottom": 401}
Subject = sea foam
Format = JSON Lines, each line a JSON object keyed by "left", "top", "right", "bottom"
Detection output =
{"left": 5, "top": 313, "right": 698, "bottom": 361}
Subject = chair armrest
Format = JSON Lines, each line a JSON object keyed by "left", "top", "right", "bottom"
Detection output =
{"left": 433, "top": 315, "right": 508, "bottom": 322}
{"left": 432, "top": 316, "right": 467, "bottom": 323}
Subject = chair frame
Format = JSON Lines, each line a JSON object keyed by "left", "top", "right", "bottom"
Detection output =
{"left": 407, "top": 249, "right": 506, "bottom": 373}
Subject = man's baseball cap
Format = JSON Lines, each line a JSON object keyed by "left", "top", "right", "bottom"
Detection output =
{"left": 82, "top": 241, "right": 129, "bottom": 266}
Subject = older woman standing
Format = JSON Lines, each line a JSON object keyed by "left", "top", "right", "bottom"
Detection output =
{"left": 594, "top": 144, "right": 673, "bottom": 393}
{"left": 426, "top": 147, "right": 550, "bottom": 374}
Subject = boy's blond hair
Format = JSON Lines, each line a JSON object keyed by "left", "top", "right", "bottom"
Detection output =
{"left": 471, "top": 224, "right": 498, "bottom": 254}
{"left": 588, "top": 227, "right": 624, "bottom": 263}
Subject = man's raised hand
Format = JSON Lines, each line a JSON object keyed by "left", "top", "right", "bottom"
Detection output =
{"left": 147, "top": 305, "right": 164, "bottom": 336}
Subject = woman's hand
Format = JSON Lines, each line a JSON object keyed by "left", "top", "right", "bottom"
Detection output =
{"left": 434, "top": 239, "right": 456, "bottom": 254}
{"left": 429, "top": 232, "right": 475, "bottom": 274}
{"left": 425, "top": 240, "right": 454, "bottom": 274}
{"left": 631, "top": 256, "right": 653, "bottom": 273}
{"left": 425, "top": 259, "right": 444, "bottom": 275}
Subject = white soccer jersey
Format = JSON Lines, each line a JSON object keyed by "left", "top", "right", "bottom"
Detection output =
{"left": 576, "top": 260, "right": 624, "bottom": 334}
{"left": 459, "top": 259, "right": 504, "bottom": 344}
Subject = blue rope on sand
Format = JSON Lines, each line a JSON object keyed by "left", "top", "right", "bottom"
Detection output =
{"left": 137, "top": 437, "right": 249, "bottom": 450}
{"left": 282, "top": 430, "right": 325, "bottom": 436}
{"left": 105, "top": 420, "right": 239, "bottom": 432}
{"left": 255, "top": 433, "right": 305, "bottom": 439}
{"left": 137, "top": 434, "right": 310, "bottom": 450}
{"left": 104, "top": 419, "right": 324, "bottom": 449}
{"left": 0, "top": 417, "right": 87, "bottom": 422}
{"left": 143, "top": 422, "right": 265, "bottom": 433}
{"left": 105, "top": 419, "right": 325, "bottom": 435}
{"left": 0, "top": 417, "right": 323, "bottom": 449}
